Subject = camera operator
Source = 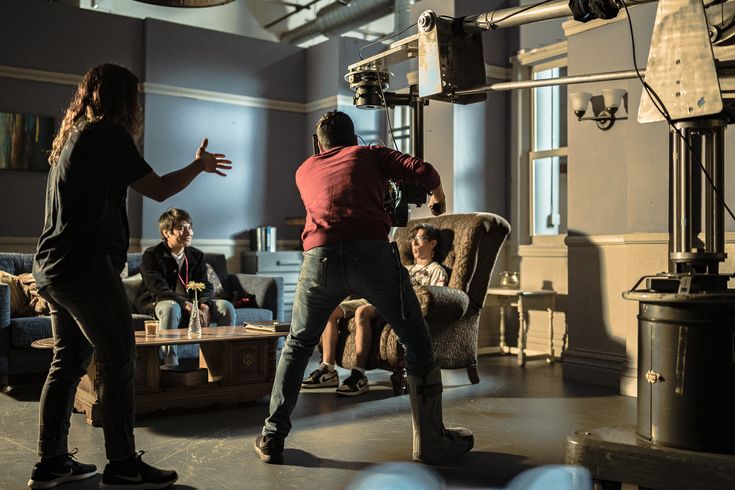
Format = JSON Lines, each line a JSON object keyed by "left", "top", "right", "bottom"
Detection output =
{"left": 255, "top": 110, "right": 473, "bottom": 465}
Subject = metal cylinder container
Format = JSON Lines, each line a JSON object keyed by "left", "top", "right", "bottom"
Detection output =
{"left": 629, "top": 293, "right": 735, "bottom": 453}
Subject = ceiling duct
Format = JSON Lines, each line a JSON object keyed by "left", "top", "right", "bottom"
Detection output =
{"left": 132, "top": 0, "right": 235, "bottom": 6}
{"left": 280, "top": 0, "right": 393, "bottom": 45}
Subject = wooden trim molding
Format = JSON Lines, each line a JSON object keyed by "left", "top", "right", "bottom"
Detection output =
{"left": 305, "top": 94, "right": 354, "bottom": 113}
{"left": 0, "top": 64, "right": 350, "bottom": 114}
{"left": 485, "top": 64, "right": 511, "bottom": 81}
{"left": 142, "top": 82, "right": 305, "bottom": 113}
{"left": 516, "top": 41, "right": 568, "bottom": 66}
{"left": 0, "top": 65, "right": 80, "bottom": 86}
{"left": 518, "top": 244, "right": 567, "bottom": 258}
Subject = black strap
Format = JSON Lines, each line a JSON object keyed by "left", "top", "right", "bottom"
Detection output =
{"left": 390, "top": 242, "right": 408, "bottom": 320}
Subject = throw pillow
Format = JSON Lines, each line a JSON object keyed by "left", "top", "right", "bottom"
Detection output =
{"left": 17, "top": 273, "right": 50, "bottom": 315}
{"left": 122, "top": 273, "right": 143, "bottom": 309}
{"left": 205, "top": 263, "right": 225, "bottom": 299}
{"left": 0, "top": 270, "right": 31, "bottom": 316}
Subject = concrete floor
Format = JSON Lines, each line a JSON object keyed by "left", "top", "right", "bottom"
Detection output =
{"left": 1, "top": 353, "right": 635, "bottom": 489}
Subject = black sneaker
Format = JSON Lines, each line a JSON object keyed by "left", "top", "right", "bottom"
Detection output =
{"left": 301, "top": 365, "right": 339, "bottom": 388}
{"left": 28, "top": 449, "right": 96, "bottom": 489}
{"left": 100, "top": 451, "right": 177, "bottom": 489}
{"left": 336, "top": 369, "right": 369, "bottom": 397}
{"left": 254, "top": 435, "right": 284, "bottom": 464}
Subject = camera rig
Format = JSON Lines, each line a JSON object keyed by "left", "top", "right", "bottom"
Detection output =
{"left": 344, "top": 11, "right": 489, "bottom": 226}
{"left": 344, "top": 71, "right": 438, "bottom": 227}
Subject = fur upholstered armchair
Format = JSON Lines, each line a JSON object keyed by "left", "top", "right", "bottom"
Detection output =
{"left": 333, "top": 213, "right": 511, "bottom": 395}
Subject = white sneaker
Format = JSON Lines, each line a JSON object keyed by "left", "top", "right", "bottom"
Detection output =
{"left": 162, "top": 352, "right": 179, "bottom": 367}
{"left": 336, "top": 369, "right": 369, "bottom": 397}
{"left": 301, "top": 365, "right": 339, "bottom": 388}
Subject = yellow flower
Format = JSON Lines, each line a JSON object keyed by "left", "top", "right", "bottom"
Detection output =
{"left": 186, "top": 281, "right": 205, "bottom": 292}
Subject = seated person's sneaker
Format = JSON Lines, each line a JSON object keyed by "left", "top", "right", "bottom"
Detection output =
{"left": 100, "top": 451, "right": 177, "bottom": 489}
{"left": 336, "top": 369, "right": 369, "bottom": 397}
{"left": 254, "top": 435, "right": 284, "bottom": 464}
{"left": 301, "top": 364, "right": 338, "bottom": 388}
{"left": 28, "top": 448, "right": 96, "bottom": 489}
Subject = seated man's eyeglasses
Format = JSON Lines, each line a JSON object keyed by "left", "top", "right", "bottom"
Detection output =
{"left": 410, "top": 236, "right": 429, "bottom": 244}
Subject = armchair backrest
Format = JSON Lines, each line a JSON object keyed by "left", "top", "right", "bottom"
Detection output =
{"left": 393, "top": 213, "right": 510, "bottom": 308}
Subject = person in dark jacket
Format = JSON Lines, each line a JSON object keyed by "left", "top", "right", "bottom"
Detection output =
{"left": 136, "top": 208, "right": 236, "bottom": 366}
{"left": 254, "top": 111, "right": 473, "bottom": 466}
{"left": 30, "top": 63, "right": 231, "bottom": 489}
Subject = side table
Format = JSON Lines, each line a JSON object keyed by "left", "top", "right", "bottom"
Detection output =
{"left": 486, "top": 288, "right": 556, "bottom": 367}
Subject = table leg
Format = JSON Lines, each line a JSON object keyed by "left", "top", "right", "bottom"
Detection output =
{"left": 547, "top": 305, "right": 555, "bottom": 364}
{"left": 517, "top": 296, "right": 526, "bottom": 367}
{"left": 499, "top": 303, "right": 508, "bottom": 354}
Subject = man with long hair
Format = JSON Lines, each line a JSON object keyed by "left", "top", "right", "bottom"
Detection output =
{"left": 29, "top": 63, "right": 231, "bottom": 489}
{"left": 255, "top": 111, "right": 473, "bottom": 465}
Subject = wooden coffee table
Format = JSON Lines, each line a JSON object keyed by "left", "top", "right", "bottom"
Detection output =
{"left": 59, "top": 327, "right": 286, "bottom": 426}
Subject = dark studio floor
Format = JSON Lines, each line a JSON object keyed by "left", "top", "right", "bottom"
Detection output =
{"left": 0, "top": 353, "right": 635, "bottom": 490}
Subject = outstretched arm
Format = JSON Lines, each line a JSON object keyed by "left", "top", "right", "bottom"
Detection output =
{"left": 131, "top": 138, "right": 232, "bottom": 202}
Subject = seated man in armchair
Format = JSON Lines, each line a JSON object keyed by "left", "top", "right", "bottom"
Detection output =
{"left": 135, "top": 208, "right": 236, "bottom": 366}
{"left": 302, "top": 223, "right": 447, "bottom": 396}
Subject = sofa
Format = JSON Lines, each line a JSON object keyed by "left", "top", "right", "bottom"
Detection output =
{"left": 0, "top": 252, "right": 284, "bottom": 391}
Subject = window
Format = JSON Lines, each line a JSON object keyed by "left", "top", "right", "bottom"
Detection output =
{"left": 530, "top": 60, "right": 568, "bottom": 236}
{"left": 390, "top": 105, "right": 412, "bottom": 153}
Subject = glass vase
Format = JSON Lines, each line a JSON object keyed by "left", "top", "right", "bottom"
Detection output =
{"left": 188, "top": 298, "right": 202, "bottom": 338}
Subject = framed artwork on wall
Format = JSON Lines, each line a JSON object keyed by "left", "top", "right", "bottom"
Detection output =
{"left": 0, "top": 111, "right": 55, "bottom": 171}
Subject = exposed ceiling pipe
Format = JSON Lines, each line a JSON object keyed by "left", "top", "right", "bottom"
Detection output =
{"left": 132, "top": 0, "right": 235, "bottom": 6}
{"left": 280, "top": 0, "right": 394, "bottom": 45}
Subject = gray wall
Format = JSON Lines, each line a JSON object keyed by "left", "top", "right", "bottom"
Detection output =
{"left": 0, "top": 0, "right": 144, "bottom": 239}
{"left": 0, "top": 0, "right": 308, "bottom": 243}
{"left": 1, "top": 0, "right": 519, "bottom": 247}
{"left": 140, "top": 19, "right": 307, "bottom": 240}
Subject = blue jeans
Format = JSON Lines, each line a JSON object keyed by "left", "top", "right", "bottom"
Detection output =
{"left": 37, "top": 256, "right": 136, "bottom": 461}
{"left": 262, "top": 240, "right": 436, "bottom": 438}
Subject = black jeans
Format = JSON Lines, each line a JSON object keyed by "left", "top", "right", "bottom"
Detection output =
{"left": 38, "top": 256, "right": 136, "bottom": 461}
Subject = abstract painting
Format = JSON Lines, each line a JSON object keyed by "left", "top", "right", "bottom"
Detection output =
{"left": 0, "top": 111, "right": 55, "bottom": 171}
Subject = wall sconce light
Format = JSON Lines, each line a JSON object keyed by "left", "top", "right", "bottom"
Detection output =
{"left": 570, "top": 88, "right": 627, "bottom": 130}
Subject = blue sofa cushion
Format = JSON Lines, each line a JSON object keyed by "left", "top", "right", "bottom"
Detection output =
{"left": 10, "top": 317, "right": 52, "bottom": 348}
{"left": 236, "top": 308, "right": 272, "bottom": 325}
{"left": 0, "top": 284, "right": 9, "bottom": 328}
{"left": 0, "top": 253, "right": 33, "bottom": 276}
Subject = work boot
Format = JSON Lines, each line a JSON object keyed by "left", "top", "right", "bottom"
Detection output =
{"left": 406, "top": 366, "right": 474, "bottom": 465}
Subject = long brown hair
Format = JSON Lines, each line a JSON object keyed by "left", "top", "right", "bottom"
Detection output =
{"left": 49, "top": 63, "right": 142, "bottom": 165}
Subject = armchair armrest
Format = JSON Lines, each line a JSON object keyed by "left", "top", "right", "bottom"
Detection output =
{"left": 232, "top": 273, "right": 284, "bottom": 322}
{"left": 413, "top": 285, "right": 470, "bottom": 325}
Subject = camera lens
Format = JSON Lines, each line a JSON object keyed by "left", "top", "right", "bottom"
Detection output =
{"left": 345, "top": 69, "right": 390, "bottom": 110}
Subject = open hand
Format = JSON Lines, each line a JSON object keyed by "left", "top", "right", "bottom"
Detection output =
{"left": 428, "top": 193, "right": 446, "bottom": 216}
{"left": 198, "top": 303, "right": 210, "bottom": 327}
{"left": 196, "top": 138, "right": 232, "bottom": 176}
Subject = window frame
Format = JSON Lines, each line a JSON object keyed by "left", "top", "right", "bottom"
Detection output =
{"left": 512, "top": 42, "right": 569, "bottom": 247}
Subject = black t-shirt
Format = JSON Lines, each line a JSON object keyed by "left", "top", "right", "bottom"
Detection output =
{"left": 33, "top": 121, "right": 152, "bottom": 289}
